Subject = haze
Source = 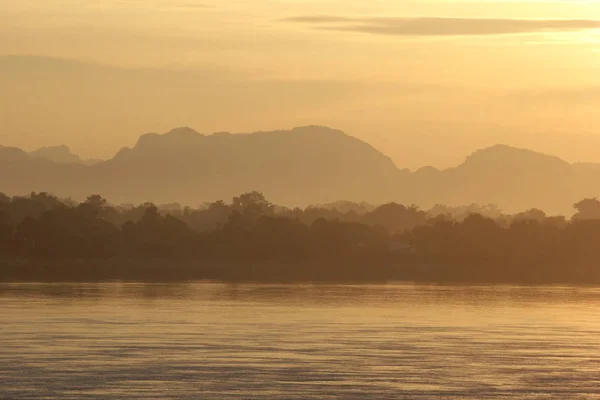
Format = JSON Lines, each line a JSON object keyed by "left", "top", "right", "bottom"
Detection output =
{"left": 2, "top": 0, "right": 600, "bottom": 168}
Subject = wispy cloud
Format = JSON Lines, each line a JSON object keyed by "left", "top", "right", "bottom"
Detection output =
{"left": 282, "top": 16, "right": 600, "bottom": 37}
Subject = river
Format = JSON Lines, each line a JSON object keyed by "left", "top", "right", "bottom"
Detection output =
{"left": 1, "top": 283, "right": 599, "bottom": 399}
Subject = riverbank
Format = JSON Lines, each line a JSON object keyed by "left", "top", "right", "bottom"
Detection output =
{"left": 0, "top": 258, "right": 398, "bottom": 283}
{"left": 1, "top": 257, "right": 599, "bottom": 285}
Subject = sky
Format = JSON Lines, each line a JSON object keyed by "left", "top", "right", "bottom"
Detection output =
{"left": 1, "top": 0, "right": 600, "bottom": 168}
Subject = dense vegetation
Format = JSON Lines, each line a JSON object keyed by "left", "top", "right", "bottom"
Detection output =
{"left": 2, "top": 191, "right": 600, "bottom": 283}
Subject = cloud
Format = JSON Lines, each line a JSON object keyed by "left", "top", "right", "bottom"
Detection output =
{"left": 282, "top": 16, "right": 600, "bottom": 37}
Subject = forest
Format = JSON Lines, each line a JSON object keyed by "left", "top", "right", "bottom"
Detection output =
{"left": 1, "top": 191, "right": 600, "bottom": 284}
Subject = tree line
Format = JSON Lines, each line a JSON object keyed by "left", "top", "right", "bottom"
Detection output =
{"left": 1, "top": 191, "right": 600, "bottom": 283}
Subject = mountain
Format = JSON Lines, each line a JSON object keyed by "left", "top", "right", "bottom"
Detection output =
{"left": 29, "top": 145, "right": 82, "bottom": 164}
{"left": 0, "top": 126, "right": 399, "bottom": 206}
{"left": 91, "top": 126, "right": 400, "bottom": 206}
{"left": 0, "top": 146, "right": 30, "bottom": 162}
{"left": 1, "top": 126, "right": 599, "bottom": 214}
{"left": 400, "top": 144, "right": 585, "bottom": 213}
{"left": 0, "top": 144, "right": 101, "bottom": 166}
{"left": 28, "top": 145, "right": 102, "bottom": 165}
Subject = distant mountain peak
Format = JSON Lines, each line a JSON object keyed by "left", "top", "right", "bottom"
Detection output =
{"left": 462, "top": 143, "right": 570, "bottom": 170}
{"left": 4, "top": 127, "right": 597, "bottom": 214}
{"left": 164, "top": 126, "right": 202, "bottom": 137}
{"left": 134, "top": 128, "right": 207, "bottom": 152}
{"left": 468, "top": 143, "right": 554, "bottom": 158}
{"left": 415, "top": 166, "right": 440, "bottom": 174}
{"left": 290, "top": 125, "right": 345, "bottom": 136}
{"left": 29, "top": 145, "right": 82, "bottom": 164}
{"left": 0, "top": 146, "right": 29, "bottom": 162}
{"left": 0, "top": 144, "right": 100, "bottom": 165}
{"left": 131, "top": 126, "right": 361, "bottom": 155}
{"left": 95, "top": 125, "right": 400, "bottom": 205}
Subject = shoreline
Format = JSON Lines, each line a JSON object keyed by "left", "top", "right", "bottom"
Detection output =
{"left": 1, "top": 257, "right": 598, "bottom": 286}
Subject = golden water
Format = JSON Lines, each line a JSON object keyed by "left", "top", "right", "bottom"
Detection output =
{"left": 1, "top": 283, "right": 599, "bottom": 399}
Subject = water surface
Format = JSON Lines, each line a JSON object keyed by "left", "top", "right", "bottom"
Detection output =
{"left": 1, "top": 283, "right": 599, "bottom": 399}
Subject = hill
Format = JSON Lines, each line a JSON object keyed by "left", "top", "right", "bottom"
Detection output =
{"left": 399, "top": 144, "right": 587, "bottom": 213}
{"left": 0, "top": 126, "right": 399, "bottom": 206}
{"left": 91, "top": 126, "right": 400, "bottom": 206}
{"left": 1, "top": 127, "right": 600, "bottom": 213}
{"left": 29, "top": 145, "right": 83, "bottom": 164}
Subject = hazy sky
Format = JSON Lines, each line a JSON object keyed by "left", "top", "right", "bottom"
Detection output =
{"left": 2, "top": 0, "right": 600, "bottom": 168}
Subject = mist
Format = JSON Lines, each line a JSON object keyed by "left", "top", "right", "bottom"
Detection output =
{"left": 2, "top": 0, "right": 600, "bottom": 169}
{"left": 4, "top": 2, "right": 600, "bottom": 399}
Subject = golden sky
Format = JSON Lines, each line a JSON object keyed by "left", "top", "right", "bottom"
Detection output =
{"left": 2, "top": 0, "right": 600, "bottom": 168}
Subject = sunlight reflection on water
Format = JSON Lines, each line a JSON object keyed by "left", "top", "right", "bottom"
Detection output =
{"left": 1, "top": 282, "right": 600, "bottom": 399}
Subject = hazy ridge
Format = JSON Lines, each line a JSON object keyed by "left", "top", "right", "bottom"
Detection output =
{"left": 2, "top": 126, "right": 600, "bottom": 213}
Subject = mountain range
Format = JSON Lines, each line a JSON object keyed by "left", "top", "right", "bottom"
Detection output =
{"left": 1, "top": 126, "right": 599, "bottom": 214}
{"left": 0, "top": 144, "right": 100, "bottom": 165}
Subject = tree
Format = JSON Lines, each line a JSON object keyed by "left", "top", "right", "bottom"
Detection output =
{"left": 76, "top": 194, "right": 108, "bottom": 219}
{"left": 231, "top": 192, "right": 274, "bottom": 221}
{"left": 184, "top": 200, "right": 231, "bottom": 232}
{"left": 513, "top": 208, "right": 546, "bottom": 223}
{"left": 0, "top": 193, "right": 10, "bottom": 205}
{"left": 123, "top": 203, "right": 197, "bottom": 257}
{"left": 0, "top": 210, "right": 13, "bottom": 254}
{"left": 365, "top": 203, "right": 426, "bottom": 234}
{"left": 139, "top": 204, "right": 160, "bottom": 226}
{"left": 573, "top": 198, "right": 600, "bottom": 221}
{"left": 14, "top": 217, "right": 42, "bottom": 255}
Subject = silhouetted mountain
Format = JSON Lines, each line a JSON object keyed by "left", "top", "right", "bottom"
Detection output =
{"left": 0, "top": 144, "right": 100, "bottom": 166}
{"left": 0, "top": 126, "right": 399, "bottom": 206}
{"left": 29, "top": 145, "right": 102, "bottom": 165}
{"left": 29, "top": 145, "right": 82, "bottom": 164}
{"left": 93, "top": 126, "right": 399, "bottom": 206}
{"left": 0, "top": 146, "right": 30, "bottom": 162}
{"left": 400, "top": 144, "right": 595, "bottom": 213}
{"left": 2, "top": 128, "right": 600, "bottom": 213}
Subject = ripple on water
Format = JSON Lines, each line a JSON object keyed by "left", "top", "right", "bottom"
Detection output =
{"left": 1, "top": 282, "right": 600, "bottom": 399}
